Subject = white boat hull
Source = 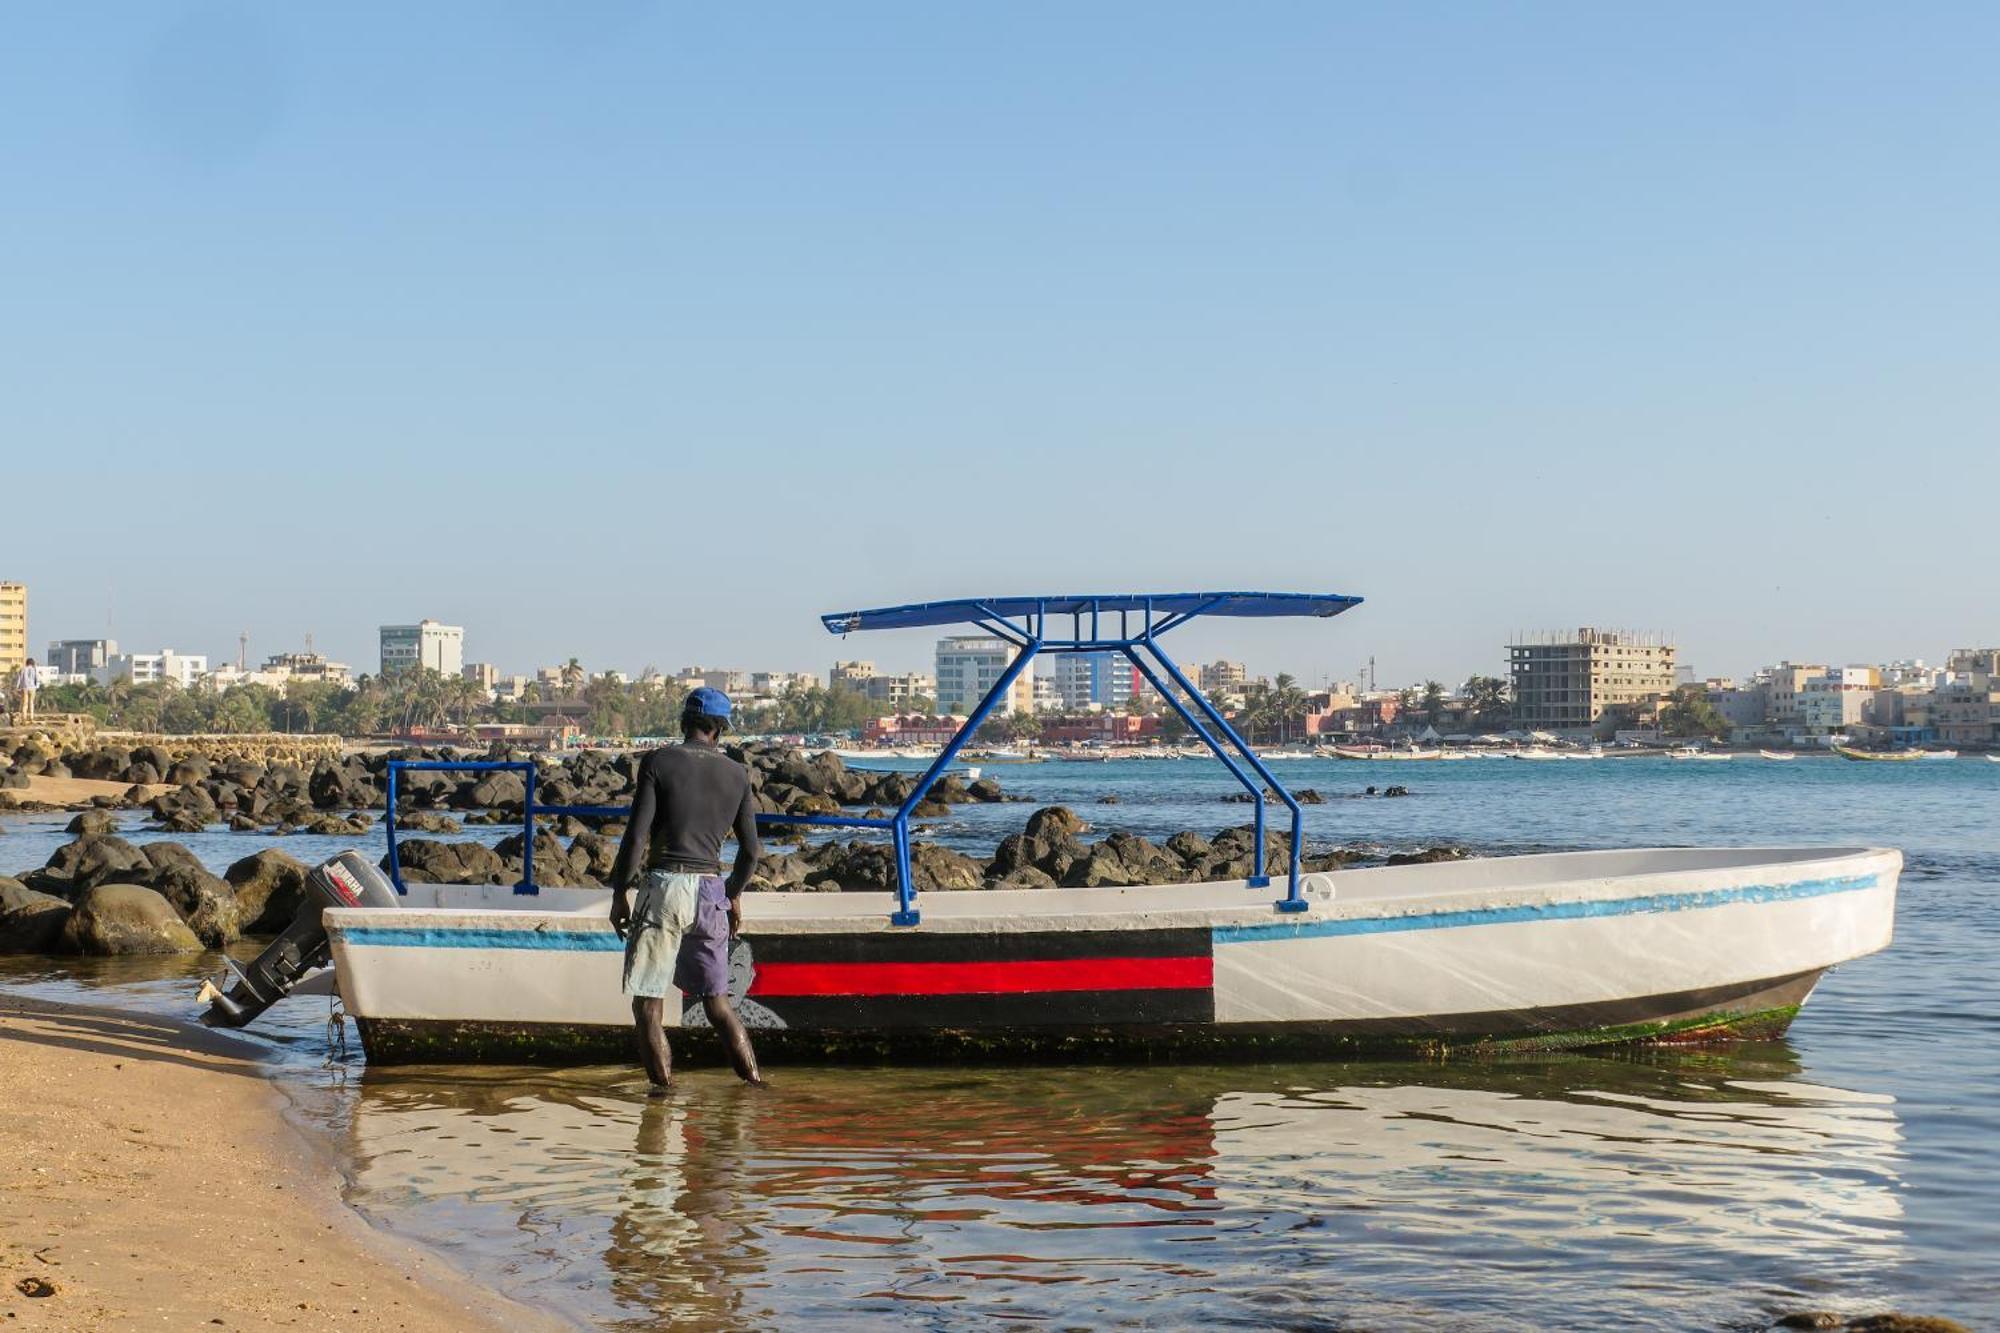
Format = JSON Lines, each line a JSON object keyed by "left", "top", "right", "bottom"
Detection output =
{"left": 323, "top": 847, "right": 1898, "bottom": 1064}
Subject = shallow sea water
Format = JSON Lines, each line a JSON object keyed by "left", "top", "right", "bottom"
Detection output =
{"left": 4, "top": 755, "right": 1996, "bottom": 1329}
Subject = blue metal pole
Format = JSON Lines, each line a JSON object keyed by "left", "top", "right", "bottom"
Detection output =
{"left": 1119, "top": 648, "right": 1271, "bottom": 883}
{"left": 520, "top": 764, "right": 538, "bottom": 895}
{"left": 385, "top": 762, "right": 405, "bottom": 895}
{"left": 1139, "top": 643, "right": 1308, "bottom": 912}
{"left": 888, "top": 639, "right": 1041, "bottom": 926}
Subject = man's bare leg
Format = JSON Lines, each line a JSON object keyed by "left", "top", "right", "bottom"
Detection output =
{"left": 632, "top": 996, "right": 672, "bottom": 1088}
{"left": 701, "top": 995, "right": 764, "bottom": 1085}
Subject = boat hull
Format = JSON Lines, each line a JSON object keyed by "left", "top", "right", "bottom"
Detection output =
{"left": 326, "top": 847, "right": 1898, "bottom": 1066}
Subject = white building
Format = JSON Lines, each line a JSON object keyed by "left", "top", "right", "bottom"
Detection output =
{"left": 1052, "top": 652, "right": 1138, "bottom": 712}
{"left": 935, "top": 636, "right": 1035, "bottom": 715}
{"left": 380, "top": 620, "right": 464, "bottom": 677}
{"left": 96, "top": 650, "right": 209, "bottom": 690}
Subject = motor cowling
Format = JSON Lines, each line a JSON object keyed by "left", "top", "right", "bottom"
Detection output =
{"left": 201, "top": 850, "right": 399, "bottom": 1028}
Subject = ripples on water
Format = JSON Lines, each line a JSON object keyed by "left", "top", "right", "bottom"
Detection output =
{"left": 4, "top": 757, "right": 1998, "bottom": 1328}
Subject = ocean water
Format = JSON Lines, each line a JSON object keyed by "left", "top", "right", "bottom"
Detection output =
{"left": 3, "top": 754, "right": 1996, "bottom": 1329}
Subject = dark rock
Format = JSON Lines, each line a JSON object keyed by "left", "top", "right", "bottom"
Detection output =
{"left": 1384, "top": 846, "right": 1467, "bottom": 866}
{"left": 155, "top": 808, "right": 210, "bottom": 834}
{"left": 228, "top": 814, "right": 260, "bottom": 832}
{"left": 967, "top": 777, "right": 1005, "bottom": 802}
{"left": 399, "top": 811, "right": 463, "bottom": 834}
{"left": 151, "top": 863, "right": 241, "bottom": 947}
{"left": 42, "top": 834, "right": 152, "bottom": 896}
{"left": 1025, "top": 806, "right": 1086, "bottom": 842}
{"left": 140, "top": 842, "right": 207, "bottom": 883}
{"left": 121, "top": 761, "right": 163, "bottom": 786}
{"left": 569, "top": 830, "right": 619, "bottom": 881}
{"left": 65, "top": 810, "right": 120, "bottom": 836}
{"left": 165, "top": 755, "right": 212, "bottom": 785}
{"left": 1383, "top": 785, "right": 1410, "bottom": 798}
{"left": 0, "top": 877, "right": 71, "bottom": 954}
{"left": 495, "top": 829, "right": 586, "bottom": 885}
{"left": 1165, "top": 830, "right": 1212, "bottom": 864}
{"left": 911, "top": 798, "right": 951, "bottom": 819}
{"left": 59, "top": 884, "right": 202, "bottom": 955}
{"left": 1097, "top": 794, "right": 1121, "bottom": 804}
{"left": 387, "top": 838, "right": 512, "bottom": 886}
{"left": 986, "top": 866, "right": 1057, "bottom": 890}
{"left": 225, "top": 849, "right": 310, "bottom": 932}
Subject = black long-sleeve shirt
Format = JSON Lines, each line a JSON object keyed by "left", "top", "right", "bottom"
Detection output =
{"left": 609, "top": 742, "right": 760, "bottom": 898}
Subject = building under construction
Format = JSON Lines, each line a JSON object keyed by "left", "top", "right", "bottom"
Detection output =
{"left": 1508, "top": 628, "right": 1677, "bottom": 735}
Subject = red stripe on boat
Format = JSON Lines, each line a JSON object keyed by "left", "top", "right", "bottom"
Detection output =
{"left": 747, "top": 955, "right": 1212, "bottom": 998}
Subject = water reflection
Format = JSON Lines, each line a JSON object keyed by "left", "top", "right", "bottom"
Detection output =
{"left": 337, "top": 1048, "right": 1903, "bottom": 1330}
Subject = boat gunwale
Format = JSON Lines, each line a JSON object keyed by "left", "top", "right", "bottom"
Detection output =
{"left": 328, "top": 845, "right": 1899, "bottom": 939}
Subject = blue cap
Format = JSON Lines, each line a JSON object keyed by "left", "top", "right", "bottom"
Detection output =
{"left": 684, "top": 686, "right": 733, "bottom": 719}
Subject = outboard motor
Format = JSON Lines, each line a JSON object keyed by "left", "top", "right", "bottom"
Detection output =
{"left": 201, "top": 850, "right": 399, "bottom": 1028}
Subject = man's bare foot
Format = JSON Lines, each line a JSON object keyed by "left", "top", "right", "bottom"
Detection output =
{"left": 646, "top": 1082, "right": 673, "bottom": 1099}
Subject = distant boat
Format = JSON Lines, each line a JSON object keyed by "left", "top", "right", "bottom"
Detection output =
{"left": 1757, "top": 750, "right": 1796, "bottom": 761}
{"left": 1988, "top": 754, "right": 2000, "bottom": 764}
{"left": 1919, "top": 750, "right": 1958, "bottom": 761}
{"left": 1834, "top": 746, "right": 1923, "bottom": 763}
{"left": 1668, "top": 748, "right": 1731, "bottom": 761}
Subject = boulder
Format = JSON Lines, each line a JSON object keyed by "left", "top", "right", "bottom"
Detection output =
{"left": 40, "top": 834, "right": 153, "bottom": 896}
{"left": 0, "top": 877, "right": 71, "bottom": 954}
{"left": 140, "top": 841, "right": 207, "bottom": 883}
{"left": 459, "top": 771, "right": 527, "bottom": 812}
{"left": 909, "top": 843, "right": 985, "bottom": 892}
{"left": 387, "top": 838, "right": 511, "bottom": 886}
{"left": 59, "top": 885, "right": 202, "bottom": 956}
{"left": 65, "top": 810, "right": 120, "bottom": 836}
{"left": 967, "top": 777, "right": 1005, "bottom": 803}
{"left": 398, "top": 811, "right": 463, "bottom": 834}
{"left": 1385, "top": 846, "right": 1467, "bottom": 866}
{"left": 151, "top": 864, "right": 241, "bottom": 947}
{"left": 986, "top": 865, "right": 1057, "bottom": 890}
{"left": 225, "top": 849, "right": 310, "bottom": 932}
{"left": 569, "top": 830, "right": 620, "bottom": 881}
{"left": 495, "top": 829, "right": 585, "bottom": 885}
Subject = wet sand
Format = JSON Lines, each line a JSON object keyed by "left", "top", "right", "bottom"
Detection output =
{"left": 2, "top": 774, "right": 173, "bottom": 807}
{"left": 0, "top": 995, "right": 565, "bottom": 1331}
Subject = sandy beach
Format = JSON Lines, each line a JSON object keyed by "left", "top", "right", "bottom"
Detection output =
{"left": 0, "top": 995, "right": 564, "bottom": 1331}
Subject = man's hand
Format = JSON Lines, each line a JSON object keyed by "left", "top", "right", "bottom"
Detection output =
{"left": 727, "top": 897, "right": 742, "bottom": 939}
{"left": 609, "top": 889, "right": 632, "bottom": 941}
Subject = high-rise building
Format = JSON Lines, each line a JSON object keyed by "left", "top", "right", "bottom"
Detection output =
{"left": 934, "top": 636, "right": 1035, "bottom": 715}
{"left": 47, "top": 638, "right": 118, "bottom": 678}
{"left": 380, "top": 620, "right": 464, "bottom": 676}
{"left": 1052, "top": 652, "right": 1139, "bottom": 711}
{"left": 0, "top": 583, "right": 25, "bottom": 677}
{"left": 1508, "top": 628, "right": 1677, "bottom": 734}
{"left": 462, "top": 662, "right": 501, "bottom": 695}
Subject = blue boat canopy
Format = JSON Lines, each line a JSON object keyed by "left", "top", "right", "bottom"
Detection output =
{"left": 822, "top": 591, "right": 1362, "bottom": 636}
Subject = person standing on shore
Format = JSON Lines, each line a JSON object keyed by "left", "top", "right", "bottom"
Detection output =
{"left": 608, "top": 687, "right": 766, "bottom": 1090}
{"left": 12, "top": 657, "right": 40, "bottom": 723}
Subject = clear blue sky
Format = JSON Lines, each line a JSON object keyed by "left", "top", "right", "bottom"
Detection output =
{"left": 4, "top": 3, "right": 1994, "bottom": 686}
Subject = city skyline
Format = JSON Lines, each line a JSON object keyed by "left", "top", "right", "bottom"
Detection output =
{"left": 5, "top": 6, "right": 1995, "bottom": 695}
{"left": 7, "top": 582, "right": 1993, "bottom": 699}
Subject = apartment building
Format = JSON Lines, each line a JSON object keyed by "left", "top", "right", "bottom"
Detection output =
{"left": 0, "top": 583, "right": 25, "bottom": 677}
{"left": 1052, "top": 651, "right": 1139, "bottom": 711}
{"left": 1507, "top": 628, "right": 1677, "bottom": 734}
{"left": 380, "top": 620, "right": 464, "bottom": 676}
{"left": 934, "top": 636, "right": 1035, "bottom": 715}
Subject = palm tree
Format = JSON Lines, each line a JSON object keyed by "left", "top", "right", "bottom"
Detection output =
{"left": 1421, "top": 680, "right": 1446, "bottom": 727}
{"left": 1272, "top": 673, "right": 1307, "bottom": 744}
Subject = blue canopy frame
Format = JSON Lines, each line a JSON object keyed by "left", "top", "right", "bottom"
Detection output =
{"left": 382, "top": 592, "right": 1360, "bottom": 927}
{"left": 817, "top": 592, "right": 1361, "bottom": 924}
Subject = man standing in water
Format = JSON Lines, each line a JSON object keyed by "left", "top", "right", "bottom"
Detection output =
{"left": 608, "top": 687, "right": 766, "bottom": 1089}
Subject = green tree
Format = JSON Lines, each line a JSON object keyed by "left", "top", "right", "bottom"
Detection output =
{"left": 1462, "top": 676, "right": 1511, "bottom": 730}
{"left": 1421, "top": 680, "right": 1446, "bottom": 727}
{"left": 1660, "top": 685, "right": 1731, "bottom": 740}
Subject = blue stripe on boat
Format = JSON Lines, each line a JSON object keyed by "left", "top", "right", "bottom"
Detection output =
{"left": 333, "top": 872, "right": 1879, "bottom": 953}
{"left": 339, "top": 927, "right": 623, "bottom": 952}
{"left": 1212, "top": 872, "right": 1879, "bottom": 944}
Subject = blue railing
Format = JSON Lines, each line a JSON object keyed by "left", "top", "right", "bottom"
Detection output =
{"left": 386, "top": 593, "right": 1353, "bottom": 925}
